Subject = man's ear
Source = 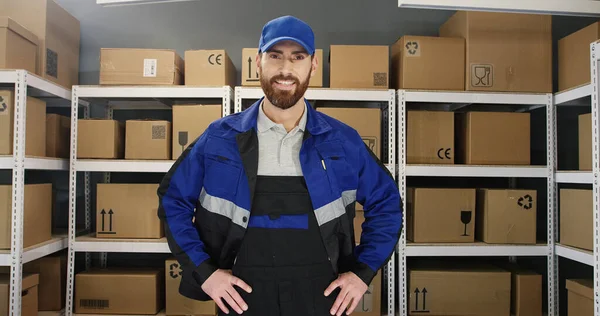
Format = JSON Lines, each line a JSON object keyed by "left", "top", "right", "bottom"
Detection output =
{"left": 310, "top": 54, "right": 318, "bottom": 78}
{"left": 255, "top": 53, "right": 261, "bottom": 71}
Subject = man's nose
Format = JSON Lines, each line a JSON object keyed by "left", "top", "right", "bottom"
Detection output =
{"left": 280, "top": 57, "right": 294, "bottom": 74}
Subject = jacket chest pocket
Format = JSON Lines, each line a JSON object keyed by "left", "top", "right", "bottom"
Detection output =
{"left": 204, "top": 141, "right": 242, "bottom": 201}
{"left": 315, "top": 142, "right": 354, "bottom": 194}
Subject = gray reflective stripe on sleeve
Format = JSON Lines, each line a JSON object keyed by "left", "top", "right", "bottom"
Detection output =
{"left": 342, "top": 189, "right": 357, "bottom": 207}
{"left": 199, "top": 187, "right": 249, "bottom": 228}
{"left": 314, "top": 196, "right": 346, "bottom": 226}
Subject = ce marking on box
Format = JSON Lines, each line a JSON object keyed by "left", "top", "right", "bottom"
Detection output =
{"left": 208, "top": 54, "right": 223, "bottom": 65}
{"left": 437, "top": 148, "right": 452, "bottom": 160}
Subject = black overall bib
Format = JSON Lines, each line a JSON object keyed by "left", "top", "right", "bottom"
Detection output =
{"left": 222, "top": 176, "right": 342, "bottom": 316}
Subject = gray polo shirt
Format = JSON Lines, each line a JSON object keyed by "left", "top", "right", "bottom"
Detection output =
{"left": 256, "top": 102, "right": 307, "bottom": 176}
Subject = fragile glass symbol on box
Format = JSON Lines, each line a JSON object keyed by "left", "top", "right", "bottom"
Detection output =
{"left": 179, "top": 131, "right": 189, "bottom": 152}
{"left": 471, "top": 64, "right": 493, "bottom": 87}
{"left": 362, "top": 137, "right": 377, "bottom": 153}
{"left": 460, "top": 210, "right": 472, "bottom": 236}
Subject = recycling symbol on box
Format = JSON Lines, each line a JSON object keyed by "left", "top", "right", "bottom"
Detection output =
{"left": 517, "top": 195, "right": 533, "bottom": 210}
{"left": 0, "top": 96, "right": 6, "bottom": 113}
{"left": 169, "top": 262, "right": 182, "bottom": 279}
{"left": 405, "top": 41, "right": 419, "bottom": 55}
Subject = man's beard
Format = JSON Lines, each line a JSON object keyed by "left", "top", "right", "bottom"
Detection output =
{"left": 260, "top": 71, "right": 311, "bottom": 110}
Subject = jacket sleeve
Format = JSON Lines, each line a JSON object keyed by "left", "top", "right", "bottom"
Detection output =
{"left": 351, "top": 141, "right": 403, "bottom": 286}
{"left": 157, "top": 132, "right": 218, "bottom": 288}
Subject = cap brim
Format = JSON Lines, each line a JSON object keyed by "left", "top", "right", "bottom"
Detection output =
{"left": 260, "top": 36, "right": 314, "bottom": 55}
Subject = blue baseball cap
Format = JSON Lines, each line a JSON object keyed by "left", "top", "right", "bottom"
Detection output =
{"left": 258, "top": 16, "right": 315, "bottom": 55}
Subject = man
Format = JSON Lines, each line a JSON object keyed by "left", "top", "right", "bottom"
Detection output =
{"left": 158, "top": 15, "right": 402, "bottom": 316}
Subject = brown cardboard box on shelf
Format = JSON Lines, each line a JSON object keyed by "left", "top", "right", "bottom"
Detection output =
{"left": 0, "top": 184, "right": 52, "bottom": 249}
{"left": 330, "top": 45, "right": 389, "bottom": 89}
{"left": 23, "top": 254, "right": 66, "bottom": 311}
{"left": 559, "top": 22, "right": 600, "bottom": 92}
{"left": 567, "top": 279, "right": 593, "bottom": 316}
{"left": 242, "top": 48, "right": 260, "bottom": 86}
{"left": 0, "top": 0, "right": 80, "bottom": 88}
{"left": 0, "top": 17, "right": 38, "bottom": 73}
{"left": 355, "top": 271, "right": 381, "bottom": 316}
{"left": 165, "top": 258, "right": 217, "bottom": 316}
{"left": 407, "top": 188, "right": 476, "bottom": 243}
{"left": 579, "top": 113, "right": 592, "bottom": 171}
{"left": 242, "top": 48, "right": 324, "bottom": 87}
{"left": 0, "top": 273, "right": 39, "bottom": 316}
{"left": 75, "top": 269, "right": 164, "bottom": 315}
{"left": 0, "top": 90, "right": 47, "bottom": 157}
{"left": 100, "top": 48, "right": 183, "bottom": 85}
{"left": 46, "top": 114, "right": 70, "bottom": 158}
{"left": 409, "top": 264, "right": 510, "bottom": 316}
{"left": 96, "top": 183, "right": 163, "bottom": 239}
{"left": 560, "top": 189, "right": 593, "bottom": 251}
{"left": 316, "top": 107, "right": 381, "bottom": 159}
{"left": 77, "top": 119, "right": 124, "bottom": 159}
{"left": 391, "top": 36, "right": 465, "bottom": 91}
{"left": 125, "top": 120, "right": 171, "bottom": 160}
{"left": 407, "top": 111, "right": 454, "bottom": 164}
{"left": 440, "top": 11, "right": 551, "bottom": 93}
{"left": 354, "top": 210, "right": 365, "bottom": 241}
{"left": 185, "top": 50, "right": 236, "bottom": 87}
{"left": 173, "top": 104, "right": 221, "bottom": 159}
{"left": 456, "top": 112, "right": 530, "bottom": 165}
{"left": 476, "top": 189, "right": 537, "bottom": 244}
{"left": 511, "top": 269, "right": 542, "bottom": 316}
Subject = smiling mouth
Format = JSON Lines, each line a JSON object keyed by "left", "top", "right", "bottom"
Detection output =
{"left": 275, "top": 80, "right": 295, "bottom": 86}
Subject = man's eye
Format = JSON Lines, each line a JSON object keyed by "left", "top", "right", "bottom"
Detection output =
{"left": 294, "top": 55, "right": 306, "bottom": 61}
{"left": 269, "top": 54, "right": 280, "bottom": 59}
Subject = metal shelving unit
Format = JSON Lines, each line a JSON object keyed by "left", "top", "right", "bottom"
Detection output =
{"left": 589, "top": 42, "right": 600, "bottom": 316}
{"left": 65, "top": 85, "right": 233, "bottom": 316}
{"left": 0, "top": 70, "right": 83, "bottom": 316}
{"left": 555, "top": 244, "right": 593, "bottom": 266}
{"left": 235, "top": 86, "right": 397, "bottom": 316}
{"left": 397, "top": 89, "right": 554, "bottom": 316}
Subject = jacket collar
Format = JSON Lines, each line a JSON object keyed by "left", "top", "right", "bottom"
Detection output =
{"left": 230, "top": 97, "right": 332, "bottom": 136}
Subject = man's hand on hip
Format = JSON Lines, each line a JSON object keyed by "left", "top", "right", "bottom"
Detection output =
{"left": 324, "top": 272, "right": 368, "bottom": 316}
{"left": 201, "top": 269, "right": 252, "bottom": 315}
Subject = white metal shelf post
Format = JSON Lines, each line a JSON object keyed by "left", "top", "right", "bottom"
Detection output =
{"left": 591, "top": 42, "right": 600, "bottom": 316}
{"left": 547, "top": 92, "right": 558, "bottom": 316}
{"left": 65, "top": 85, "right": 233, "bottom": 316}
{"left": 9, "top": 70, "right": 27, "bottom": 316}
{"left": 397, "top": 89, "right": 553, "bottom": 316}
{"left": 235, "top": 87, "right": 397, "bottom": 316}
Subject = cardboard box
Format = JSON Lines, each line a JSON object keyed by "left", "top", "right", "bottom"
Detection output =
{"left": 0, "top": 17, "right": 38, "bottom": 74}
{"left": 566, "top": 279, "right": 593, "bottom": 316}
{"left": 456, "top": 112, "right": 530, "bottom": 165}
{"left": 440, "top": 11, "right": 551, "bottom": 93}
{"left": 355, "top": 271, "right": 381, "bottom": 316}
{"left": 185, "top": 50, "right": 236, "bottom": 87}
{"left": 511, "top": 270, "right": 542, "bottom": 316}
{"left": 96, "top": 183, "right": 163, "bottom": 239}
{"left": 0, "top": 273, "right": 39, "bottom": 316}
{"left": 0, "top": 184, "right": 52, "bottom": 249}
{"left": 476, "top": 189, "right": 537, "bottom": 244}
{"left": 125, "top": 120, "right": 171, "bottom": 160}
{"left": 407, "top": 111, "right": 454, "bottom": 164}
{"left": 75, "top": 269, "right": 164, "bottom": 315}
{"left": 316, "top": 107, "right": 381, "bottom": 159}
{"left": 23, "top": 254, "right": 66, "bottom": 311}
{"left": 166, "top": 258, "right": 217, "bottom": 316}
{"left": 46, "top": 114, "right": 70, "bottom": 158}
{"left": 579, "top": 113, "right": 592, "bottom": 171}
{"left": 0, "top": 90, "right": 47, "bottom": 157}
{"left": 559, "top": 22, "right": 600, "bottom": 92}
{"left": 242, "top": 48, "right": 324, "bottom": 87}
{"left": 173, "top": 104, "right": 221, "bottom": 159}
{"left": 0, "top": 0, "right": 80, "bottom": 88}
{"left": 391, "top": 36, "right": 465, "bottom": 90}
{"left": 560, "top": 189, "right": 593, "bottom": 251}
{"left": 100, "top": 48, "right": 184, "bottom": 85}
{"left": 407, "top": 188, "right": 476, "bottom": 243}
{"left": 330, "top": 45, "right": 389, "bottom": 89}
{"left": 354, "top": 210, "right": 365, "bottom": 241}
{"left": 409, "top": 265, "right": 510, "bottom": 316}
{"left": 77, "top": 119, "right": 124, "bottom": 159}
